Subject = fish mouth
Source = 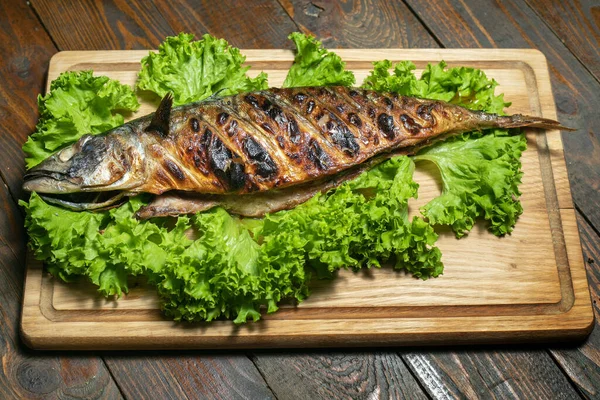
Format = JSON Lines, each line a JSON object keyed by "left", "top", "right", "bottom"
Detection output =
{"left": 23, "top": 168, "right": 128, "bottom": 211}
{"left": 37, "top": 191, "right": 128, "bottom": 211}
{"left": 23, "top": 170, "right": 83, "bottom": 193}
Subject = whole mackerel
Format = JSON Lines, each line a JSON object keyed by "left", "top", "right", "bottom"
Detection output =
{"left": 23, "top": 86, "right": 571, "bottom": 213}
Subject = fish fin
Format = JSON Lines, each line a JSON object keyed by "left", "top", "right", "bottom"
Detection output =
{"left": 208, "top": 88, "right": 229, "bottom": 99}
{"left": 136, "top": 192, "right": 218, "bottom": 219}
{"left": 502, "top": 114, "right": 576, "bottom": 131}
{"left": 39, "top": 192, "right": 126, "bottom": 211}
{"left": 145, "top": 93, "right": 173, "bottom": 137}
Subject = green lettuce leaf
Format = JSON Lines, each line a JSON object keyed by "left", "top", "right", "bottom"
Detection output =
{"left": 362, "top": 60, "right": 509, "bottom": 114}
{"left": 259, "top": 156, "right": 442, "bottom": 279}
{"left": 21, "top": 193, "right": 179, "bottom": 297}
{"left": 283, "top": 32, "right": 355, "bottom": 88}
{"left": 22, "top": 71, "right": 140, "bottom": 168}
{"left": 415, "top": 131, "right": 527, "bottom": 237}
{"left": 21, "top": 192, "right": 107, "bottom": 281}
{"left": 137, "top": 33, "right": 268, "bottom": 105}
{"left": 159, "top": 208, "right": 304, "bottom": 323}
{"left": 363, "top": 60, "right": 524, "bottom": 236}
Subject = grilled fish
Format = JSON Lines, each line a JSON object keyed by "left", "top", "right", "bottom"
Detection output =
{"left": 23, "top": 86, "right": 571, "bottom": 216}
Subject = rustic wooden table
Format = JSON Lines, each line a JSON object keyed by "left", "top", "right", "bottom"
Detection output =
{"left": 1, "top": 0, "right": 598, "bottom": 398}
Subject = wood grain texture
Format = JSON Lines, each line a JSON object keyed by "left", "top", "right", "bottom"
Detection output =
{"left": 277, "top": 0, "right": 438, "bottom": 48}
{"left": 151, "top": 0, "right": 298, "bottom": 49}
{"left": 9, "top": 3, "right": 597, "bottom": 397}
{"left": 0, "top": 1, "right": 124, "bottom": 398}
{"left": 400, "top": 1, "right": 600, "bottom": 397}
{"left": 104, "top": 353, "right": 275, "bottom": 399}
{"left": 20, "top": 49, "right": 593, "bottom": 350}
{"left": 30, "top": 0, "right": 176, "bottom": 50}
{"left": 549, "top": 210, "right": 600, "bottom": 400}
{"left": 404, "top": 0, "right": 600, "bottom": 245}
{"left": 526, "top": 0, "right": 600, "bottom": 83}
{"left": 0, "top": 186, "right": 121, "bottom": 399}
{"left": 0, "top": 0, "right": 56, "bottom": 202}
{"left": 403, "top": 349, "right": 582, "bottom": 399}
{"left": 251, "top": 351, "right": 428, "bottom": 399}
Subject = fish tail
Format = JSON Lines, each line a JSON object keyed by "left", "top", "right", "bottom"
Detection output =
{"left": 496, "top": 114, "right": 576, "bottom": 131}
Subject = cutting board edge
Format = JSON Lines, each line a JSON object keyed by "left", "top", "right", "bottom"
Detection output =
{"left": 21, "top": 49, "right": 593, "bottom": 349}
{"left": 21, "top": 306, "right": 594, "bottom": 351}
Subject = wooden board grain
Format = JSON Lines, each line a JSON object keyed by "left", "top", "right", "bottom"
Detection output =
{"left": 20, "top": 49, "right": 594, "bottom": 349}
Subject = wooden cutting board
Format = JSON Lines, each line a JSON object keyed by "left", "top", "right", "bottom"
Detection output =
{"left": 21, "top": 49, "right": 594, "bottom": 350}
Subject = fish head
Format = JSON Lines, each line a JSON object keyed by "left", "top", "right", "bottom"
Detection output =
{"left": 23, "top": 129, "right": 144, "bottom": 194}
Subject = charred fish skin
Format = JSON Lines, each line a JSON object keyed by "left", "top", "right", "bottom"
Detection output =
{"left": 23, "top": 86, "right": 571, "bottom": 201}
{"left": 144, "top": 87, "right": 469, "bottom": 195}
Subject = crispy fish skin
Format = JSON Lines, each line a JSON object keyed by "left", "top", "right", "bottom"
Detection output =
{"left": 23, "top": 86, "right": 571, "bottom": 202}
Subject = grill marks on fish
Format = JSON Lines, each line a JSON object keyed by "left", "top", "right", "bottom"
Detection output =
{"left": 267, "top": 90, "right": 337, "bottom": 172}
{"left": 377, "top": 113, "right": 396, "bottom": 139}
{"left": 226, "top": 93, "right": 292, "bottom": 187}
{"left": 190, "top": 117, "right": 200, "bottom": 132}
{"left": 23, "top": 85, "right": 574, "bottom": 217}
{"left": 216, "top": 112, "right": 229, "bottom": 126}
{"left": 399, "top": 114, "right": 422, "bottom": 135}
{"left": 242, "top": 136, "right": 278, "bottom": 178}
{"left": 253, "top": 93, "right": 336, "bottom": 180}
{"left": 307, "top": 139, "right": 331, "bottom": 170}
{"left": 90, "top": 86, "right": 523, "bottom": 197}
{"left": 164, "top": 159, "right": 186, "bottom": 181}
{"left": 308, "top": 88, "right": 361, "bottom": 156}
{"left": 193, "top": 117, "right": 249, "bottom": 191}
{"left": 171, "top": 116, "right": 245, "bottom": 192}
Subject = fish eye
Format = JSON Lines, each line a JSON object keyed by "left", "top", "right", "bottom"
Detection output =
{"left": 74, "top": 134, "right": 93, "bottom": 152}
{"left": 79, "top": 135, "right": 108, "bottom": 156}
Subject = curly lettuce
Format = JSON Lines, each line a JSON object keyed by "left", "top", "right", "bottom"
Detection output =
{"left": 137, "top": 33, "right": 268, "bottom": 105}
{"left": 22, "top": 71, "right": 140, "bottom": 168}
{"left": 362, "top": 60, "right": 509, "bottom": 114}
{"left": 363, "top": 60, "right": 524, "bottom": 237}
{"left": 283, "top": 32, "right": 355, "bottom": 88}
{"left": 415, "top": 131, "right": 526, "bottom": 237}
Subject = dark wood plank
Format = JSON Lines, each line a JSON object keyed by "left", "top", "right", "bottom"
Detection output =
{"left": 402, "top": 0, "right": 599, "bottom": 396}
{"left": 0, "top": 184, "right": 121, "bottom": 398}
{"left": 104, "top": 353, "right": 275, "bottom": 399}
{"left": 277, "top": 0, "right": 438, "bottom": 48}
{"left": 30, "top": 0, "right": 176, "bottom": 50}
{"left": 403, "top": 0, "right": 600, "bottom": 235}
{"left": 252, "top": 351, "right": 428, "bottom": 399}
{"left": 0, "top": 0, "right": 56, "bottom": 202}
{"left": 549, "top": 211, "right": 600, "bottom": 399}
{"left": 0, "top": 2, "right": 123, "bottom": 397}
{"left": 525, "top": 0, "right": 600, "bottom": 83}
{"left": 151, "top": 0, "right": 299, "bottom": 49}
{"left": 403, "top": 349, "right": 582, "bottom": 399}
{"left": 33, "top": 0, "right": 299, "bottom": 50}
